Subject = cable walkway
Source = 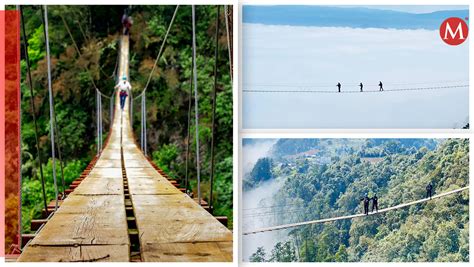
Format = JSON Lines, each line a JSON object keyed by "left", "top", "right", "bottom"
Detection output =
{"left": 243, "top": 84, "right": 469, "bottom": 94}
{"left": 18, "top": 35, "right": 232, "bottom": 262}
{"left": 243, "top": 186, "right": 469, "bottom": 235}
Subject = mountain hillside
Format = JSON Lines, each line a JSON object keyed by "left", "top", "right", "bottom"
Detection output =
{"left": 249, "top": 138, "right": 468, "bottom": 262}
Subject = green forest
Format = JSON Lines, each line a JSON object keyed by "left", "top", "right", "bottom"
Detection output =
{"left": 14, "top": 5, "right": 233, "bottom": 244}
{"left": 247, "top": 139, "right": 469, "bottom": 262}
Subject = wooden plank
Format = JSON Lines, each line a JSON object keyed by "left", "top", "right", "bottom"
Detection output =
{"left": 28, "top": 195, "right": 129, "bottom": 247}
{"left": 29, "top": 212, "right": 128, "bottom": 246}
{"left": 94, "top": 160, "right": 122, "bottom": 168}
{"left": 127, "top": 176, "right": 181, "bottom": 195}
{"left": 18, "top": 245, "right": 130, "bottom": 262}
{"left": 87, "top": 167, "right": 123, "bottom": 179}
{"left": 123, "top": 159, "right": 152, "bottom": 168}
{"left": 54, "top": 194, "right": 125, "bottom": 214}
{"left": 71, "top": 177, "right": 123, "bottom": 195}
{"left": 141, "top": 242, "right": 232, "bottom": 262}
{"left": 130, "top": 194, "right": 232, "bottom": 260}
{"left": 125, "top": 167, "right": 162, "bottom": 177}
{"left": 100, "top": 151, "right": 144, "bottom": 160}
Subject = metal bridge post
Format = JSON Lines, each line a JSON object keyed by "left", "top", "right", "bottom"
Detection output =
{"left": 110, "top": 94, "right": 113, "bottom": 129}
{"left": 144, "top": 91, "right": 147, "bottom": 156}
{"left": 130, "top": 90, "right": 133, "bottom": 128}
{"left": 96, "top": 89, "right": 100, "bottom": 155}
{"left": 99, "top": 93, "right": 103, "bottom": 151}
{"left": 140, "top": 94, "right": 143, "bottom": 151}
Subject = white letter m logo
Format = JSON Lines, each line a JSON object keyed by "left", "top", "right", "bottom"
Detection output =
{"left": 444, "top": 22, "right": 465, "bottom": 40}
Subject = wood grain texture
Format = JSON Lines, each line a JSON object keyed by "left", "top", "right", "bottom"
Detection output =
{"left": 30, "top": 196, "right": 128, "bottom": 246}
{"left": 71, "top": 178, "right": 123, "bottom": 195}
{"left": 128, "top": 176, "right": 182, "bottom": 195}
{"left": 141, "top": 242, "right": 232, "bottom": 262}
{"left": 131, "top": 194, "right": 232, "bottom": 244}
{"left": 18, "top": 245, "right": 130, "bottom": 262}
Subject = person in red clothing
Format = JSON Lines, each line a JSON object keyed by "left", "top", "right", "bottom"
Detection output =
{"left": 122, "top": 14, "right": 133, "bottom": 35}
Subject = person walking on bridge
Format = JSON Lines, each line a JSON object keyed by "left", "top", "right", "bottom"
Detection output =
{"left": 426, "top": 182, "right": 433, "bottom": 200}
{"left": 371, "top": 193, "right": 379, "bottom": 212}
{"left": 337, "top": 82, "right": 341, "bottom": 93}
{"left": 125, "top": 16, "right": 133, "bottom": 35}
{"left": 359, "top": 82, "right": 363, "bottom": 92}
{"left": 115, "top": 76, "right": 131, "bottom": 110}
{"left": 379, "top": 81, "right": 384, "bottom": 91}
{"left": 360, "top": 193, "right": 370, "bottom": 215}
{"left": 122, "top": 12, "right": 133, "bottom": 35}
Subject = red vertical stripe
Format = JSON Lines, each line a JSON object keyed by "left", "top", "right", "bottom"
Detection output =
{"left": 3, "top": 10, "right": 21, "bottom": 256}
{"left": 0, "top": 9, "right": 6, "bottom": 257}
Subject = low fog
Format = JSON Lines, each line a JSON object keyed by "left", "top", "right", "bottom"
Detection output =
{"left": 242, "top": 24, "right": 469, "bottom": 129}
{"left": 242, "top": 139, "right": 288, "bottom": 261}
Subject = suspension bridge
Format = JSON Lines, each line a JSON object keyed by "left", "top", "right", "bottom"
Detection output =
{"left": 15, "top": 5, "right": 233, "bottom": 262}
{"left": 242, "top": 84, "right": 469, "bottom": 94}
{"left": 243, "top": 186, "right": 469, "bottom": 235}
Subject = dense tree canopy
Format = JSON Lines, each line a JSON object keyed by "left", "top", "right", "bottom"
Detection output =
{"left": 248, "top": 139, "right": 468, "bottom": 262}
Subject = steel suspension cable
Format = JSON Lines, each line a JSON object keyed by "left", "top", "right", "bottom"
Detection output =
{"left": 243, "top": 84, "right": 469, "bottom": 94}
{"left": 58, "top": 6, "right": 113, "bottom": 157}
{"left": 144, "top": 93, "right": 147, "bottom": 156}
{"left": 100, "top": 93, "right": 103, "bottom": 150}
{"left": 52, "top": 106, "right": 66, "bottom": 197}
{"left": 140, "top": 93, "right": 144, "bottom": 151}
{"left": 129, "top": 89, "right": 133, "bottom": 128}
{"left": 141, "top": 92, "right": 147, "bottom": 155}
{"left": 209, "top": 6, "right": 220, "bottom": 214}
{"left": 110, "top": 95, "right": 114, "bottom": 129}
{"left": 192, "top": 5, "right": 202, "bottom": 205}
{"left": 225, "top": 5, "right": 233, "bottom": 83}
{"left": 96, "top": 90, "right": 100, "bottom": 154}
{"left": 243, "top": 186, "right": 469, "bottom": 235}
{"left": 184, "top": 56, "right": 194, "bottom": 195}
{"left": 139, "top": 5, "right": 180, "bottom": 97}
{"left": 20, "top": 6, "right": 49, "bottom": 217}
{"left": 42, "top": 5, "right": 59, "bottom": 211}
{"left": 96, "top": 90, "right": 104, "bottom": 153}
{"left": 131, "top": 5, "right": 180, "bottom": 154}
{"left": 59, "top": 10, "right": 112, "bottom": 97}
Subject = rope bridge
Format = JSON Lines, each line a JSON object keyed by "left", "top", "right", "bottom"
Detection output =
{"left": 243, "top": 186, "right": 469, "bottom": 235}
{"left": 243, "top": 84, "right": 469, "bottom": 94}
{"left": 17, "top": 5, "right": 233, "bottom": 262}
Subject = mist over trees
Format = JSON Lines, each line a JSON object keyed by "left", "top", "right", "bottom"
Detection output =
{"left": 248, "top": 139, "right": 468, "bottom": 262}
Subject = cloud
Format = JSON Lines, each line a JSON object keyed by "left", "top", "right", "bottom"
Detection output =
{"left": 243, "top": 24, "right": 469, "bottom": 129}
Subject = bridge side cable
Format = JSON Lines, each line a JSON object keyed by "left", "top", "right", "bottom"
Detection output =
{"left": 20, "top": 6, "right": 49, "bottom": 217}
{"left": 192, "top": 5, "right": 202, "bottom": 206}
{"left": 184, "top": 53, "right": 194, "bottom": 195}
{"left": 41, "top": 5, "right": 59, "bottom": 211}
{"left": 243, "top": 186, "right": 469, "bottom": 235}
{"left": 209, "top": 5, "right": 220, "bottom": 213}
{"left": 243, "top": 84, "right": 469, "bottom": 94}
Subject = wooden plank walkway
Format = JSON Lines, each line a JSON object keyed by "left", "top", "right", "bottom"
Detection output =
{"left": 18, "top": 35, "right": 232, "bottom": 262}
